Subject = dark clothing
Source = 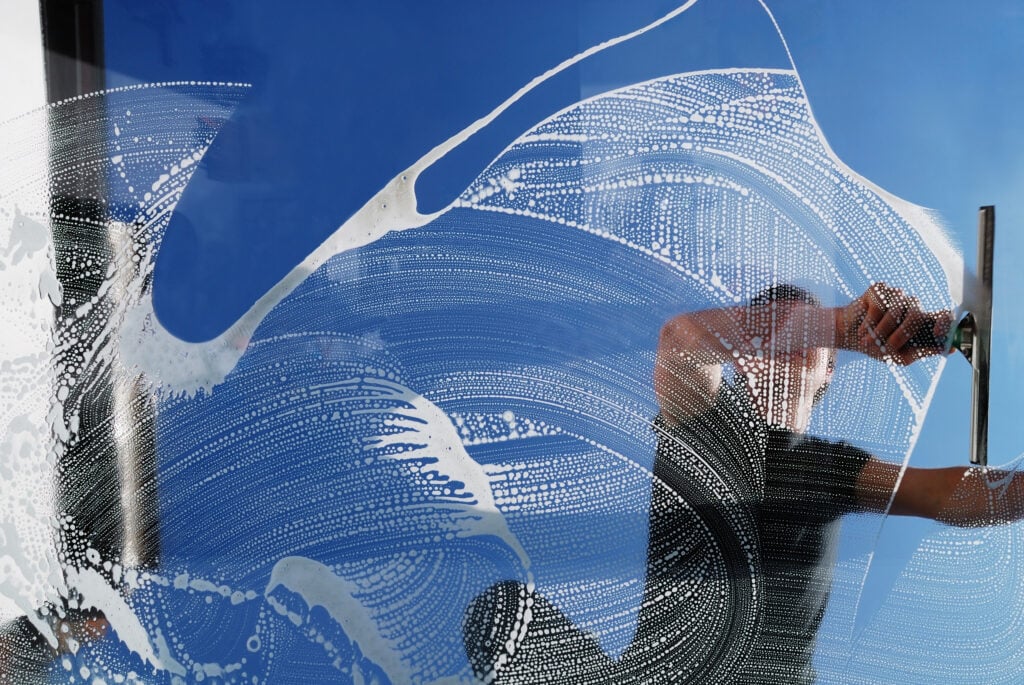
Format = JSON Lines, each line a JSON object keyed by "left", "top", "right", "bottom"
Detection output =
{"left": 465, "top": 384, "right": 870, "bottom": 684}
{"left": 655, "top": 383, "right": 871, "bottom": 683}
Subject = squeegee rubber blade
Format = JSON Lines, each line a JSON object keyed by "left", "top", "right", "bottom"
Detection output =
{"left": 970, "top": 206, "right": 994, "bottom": 466}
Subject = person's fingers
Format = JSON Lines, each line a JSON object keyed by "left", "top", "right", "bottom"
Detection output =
{"left": 859, "top": 323, "right": 884, "bottom": 359}
{"left": 863, "top": 284, "right": 888, "bottom": 326}
{"left": 874, "top": 301, "right": 908, "bottom": 342}
{"left": 853, "top": 287, "right": 884, "bottom": 357}
{"left": 864, "top": 284, "right": 918, "bottom": 349}
{"left": 837, "top": 300, "right": 867, "bottom": 348}
{"left": 889, "top": 296, "right": 927, "bottom": 346}
{"left": 933, "top": 309, "right": 954, "bottom": 342}
{"left": 854, "top": 284, "right": 958, "bottom": 364}
{"left": 887, "top": 308, "right": 926, "bottom": 355}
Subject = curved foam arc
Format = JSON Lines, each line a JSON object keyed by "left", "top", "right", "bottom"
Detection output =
{"left": 120, "top": 0, "right": 702, "bottom": 396}
{"left": 448, "top": 62, "right": 957, "bottom": 663}
{"left": 458, "top": 65, "right": 949, "bottom": 418}
{"left": 266, "top": 557, "right": 407, "bottom": 683}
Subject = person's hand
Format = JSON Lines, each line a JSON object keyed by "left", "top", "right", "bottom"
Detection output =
{"left": 837, "top": 283, "right": 952, "bottom": 365}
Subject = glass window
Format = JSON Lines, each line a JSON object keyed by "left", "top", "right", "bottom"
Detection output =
{"left": 1, "top": 2, "right": 1022, "bottom": 682}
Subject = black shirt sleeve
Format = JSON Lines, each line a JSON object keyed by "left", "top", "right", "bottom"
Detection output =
{"left": 766, "top": 431, "right": 872, "bottom": 522}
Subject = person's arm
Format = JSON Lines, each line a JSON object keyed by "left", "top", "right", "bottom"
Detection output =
{"left": 654, "top": 282, "right": 950, "bottom": 424}
{"left": 654, "top": 301, "right": 842, "bottom": 423}
{"left": 653, "top": 306, "right": 738, "bottom": 423}
{"left": 858, "top": 458, "right": 1024, "bottom": 526}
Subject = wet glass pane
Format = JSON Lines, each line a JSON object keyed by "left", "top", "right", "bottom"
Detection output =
{"left": 1, "top": 1, "right": 1022, "bottom": 683}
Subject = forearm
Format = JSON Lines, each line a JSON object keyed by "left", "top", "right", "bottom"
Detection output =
{"left": 889, "top": 465, "right": 1024, "bottom": 527}
{"left": 654, "top": 308, "right": 741, "bottom": 421}
{"left": 941, "top": 468, "right": 1024, "bottom": 527}
{"left": 657, "top": 303, "right": 843, "bottom": 365}
{"left": 654, "top": 303, "right": 842, "bottom": 421}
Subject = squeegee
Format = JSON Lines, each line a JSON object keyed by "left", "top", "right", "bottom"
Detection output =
{"left": 953, "top": 206, "right": 994, "bottom": 466}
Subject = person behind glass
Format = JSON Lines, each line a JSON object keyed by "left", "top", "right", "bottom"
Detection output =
{"left": 650, "top": 282, "right": 948, "bottom": 684}
{"left": 464, "top": 282, "right": 1024, "bottom": 685}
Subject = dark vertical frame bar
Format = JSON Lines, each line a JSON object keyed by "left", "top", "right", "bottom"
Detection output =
{"left": 39, "top": 0, "right": 104, "bottom": 100}
{"left": 39, "top": 0, "right": 120, "bottom": 566}
{"left": 970, "top": 206, "right": 994, "bottom": 466}
{"left": 38, "top": 0, "right": 160, "bottom": 571}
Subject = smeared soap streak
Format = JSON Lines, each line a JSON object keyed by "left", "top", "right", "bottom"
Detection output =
{"left": 64, "top": 565, "right": 184, "bottom": 676}
{"left": 364, "top": 378, "right": 529, "bottom": 567}
{"left": 251, "top": 378, "right": 536, "bottom": 679}
{"left": 266, "top": 556, "right": 405, "bottom": 683}
{"left": 153, "top": 331, "right": 533, "bottom": 683}
{"left": 0, "top": 82, "right": 249, "bottom": 674}
{"left": 0, "top": 100, "right": 67, "bottom": 638}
